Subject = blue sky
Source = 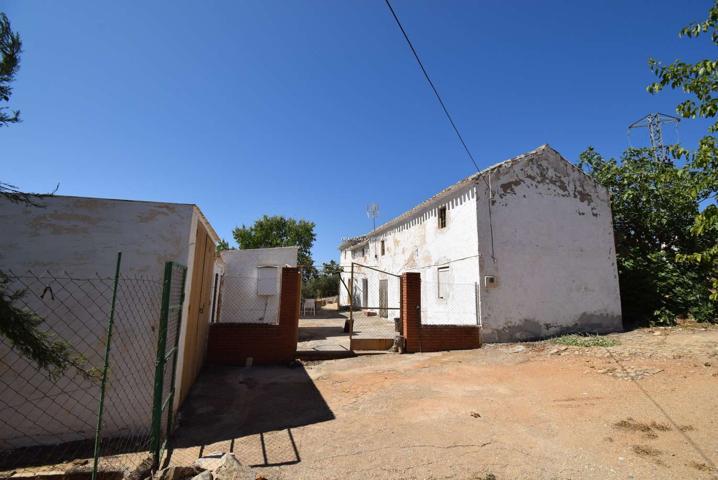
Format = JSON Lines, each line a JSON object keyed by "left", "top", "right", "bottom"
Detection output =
{"left": 2, "top": 0, "right": 715, "bottom": 264}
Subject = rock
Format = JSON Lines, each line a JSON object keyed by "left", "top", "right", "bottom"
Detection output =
{"left": 154, "top": 466, "right": 202, "bottom": 480}
{"left": 510, "top": 345, "right": 526, "bottom": 353}
{"left": 191, "top": 471, "right": 213, "bottom": 480}
{"left": 124, "top": 456, "right": 153, "bottom": 480}
{"left": 193, "top": 452, "right": 225, "bottom": 471}
{"left": 212, "top": 454, "right": 255, "bottom": 480}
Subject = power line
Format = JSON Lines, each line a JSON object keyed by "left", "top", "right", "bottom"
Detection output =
{"left": 384, "top": 0, "right": 480, "bottom": 173}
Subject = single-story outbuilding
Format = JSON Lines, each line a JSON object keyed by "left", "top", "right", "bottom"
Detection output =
{"left": 0, "top": 195, "right": 220, "bottom": 450}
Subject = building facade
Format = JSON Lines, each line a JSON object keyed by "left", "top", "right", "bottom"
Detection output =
{"left": 339, "top": 145, "right": 622, "bottom": 343}
{"left": 0, "top": 195, "right": 219, "bottom": 449}
{"left": 218, "top": 246, "right": 299, "bottom": 324}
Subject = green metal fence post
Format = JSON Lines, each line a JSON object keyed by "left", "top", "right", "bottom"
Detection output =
{"left": 150, "top": 261, "right": 173, "bottom": 469}
{"left": 92, "top": 252, "right": 122, "bottom": 480}
{"left": 164, "top": 265, "right": 187, "bottom": 440}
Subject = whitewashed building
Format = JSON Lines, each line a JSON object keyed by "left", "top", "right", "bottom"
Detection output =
{"left": 0, "top": 195, "right": 220, "bottom": 450}
{"left": 217, "top": 246, "right": 299, "bottom": 324}
{"left": 339, "top": 145, "right": 622, "bottom": 343}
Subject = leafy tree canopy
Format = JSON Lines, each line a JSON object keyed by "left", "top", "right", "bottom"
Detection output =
{"left": 303, "top": 260, "right": 343, "bottom": 299}
{"left": 232, "top": 215, "right": 316, "bottom": 279}
{"left": 0, "top": 12, "right": 21, "bottom": 127}
{"left": 579, "top": 147, "right": 717, "bottom": 325}
{"left": 647, "top": 0, "right": 718, "bottom": 302}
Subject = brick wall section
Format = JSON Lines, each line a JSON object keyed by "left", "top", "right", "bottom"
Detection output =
{"left": 207, "top": 267, "right": 301, "bottom": 365}
{"left": 415, "top": 325, "right": 481, "bottom": 352}
{"left": 401, "top": 272, "right": 481, "bottom": 353}
{"left": 401, "top": 272, "right": 423, "bottom": 353}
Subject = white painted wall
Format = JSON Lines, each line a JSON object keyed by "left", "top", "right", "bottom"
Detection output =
{"left": 338, "top": 145, "right": 622, "bottom": 343}
{"left": 218, "top": 247, "right": 298, "bottom": 324}
{"left": 340, "top": 184, "right": 480, "bottom": 326}
{"left": 476, "top": 147, "right": 622, "bottom": 342}
{"left": 0, "top": 196, "right": 197, "bottom": 449}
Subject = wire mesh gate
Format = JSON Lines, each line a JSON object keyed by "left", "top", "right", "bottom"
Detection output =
{"left": 346, "top": 263, "right": 401, "bottom": 351}
{"left": 150, "top": 261, "right": 187, "bottom": 469}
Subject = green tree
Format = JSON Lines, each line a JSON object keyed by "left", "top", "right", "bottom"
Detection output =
{"left": 216, "top": 238, "right": 231, "bottom": 253}
{"left": 0, "top": 12, "right": 21, "bottom": 127}
{"left": 647, "top": 1, "right": 718, "bottom": 300}
{"left": 579, "top": 147, "right": 717, "bottom": 325}
{"left": 0, "top": 13, "right": 85, "bottom": 378}
{"left": 232, "top": 215, "right": 316, "bottom": 280}
{"left": 303, "top": 260, "right": 343, "bottom": 299}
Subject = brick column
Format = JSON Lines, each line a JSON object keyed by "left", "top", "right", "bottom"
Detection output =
{"left": 401, "top": 272, "right": 422, "bottom": 353}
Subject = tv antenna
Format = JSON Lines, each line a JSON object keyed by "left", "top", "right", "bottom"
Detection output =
{"left": 366, "top": 203, "right": 380, "bottom": 232}
{"left": 627, "top": 112, "right": 680, "bottom": 163}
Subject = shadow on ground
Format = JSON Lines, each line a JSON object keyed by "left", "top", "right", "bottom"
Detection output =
{"left": 298, "top": 325, "right": 346, "bottom": 342}
{"left": 167, "top": 366, "right": 334, "bottom": 467}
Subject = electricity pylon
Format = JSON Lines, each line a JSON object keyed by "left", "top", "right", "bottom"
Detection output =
{"left": 627, "top": 113, "right": 680, "bottom": 162}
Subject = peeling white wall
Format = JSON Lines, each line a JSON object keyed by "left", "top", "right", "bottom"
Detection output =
{"left": 340, "top": 185, "right": 479, "bottom": 325}
{"left": 218, "top": 247, "right": 298, "bottom": 324}
{"left": 0, "top": 196, "right": 196, "bottom": 449}
{"left": 338, "top": 146, "right": 622, "bottom": 342}
{"left": 476, "top": 149, "right": 622, "bottom": 342}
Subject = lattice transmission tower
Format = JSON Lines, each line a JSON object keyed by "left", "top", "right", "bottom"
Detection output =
{"left": 627, "top": 113, "right": 680, "bottom": 162}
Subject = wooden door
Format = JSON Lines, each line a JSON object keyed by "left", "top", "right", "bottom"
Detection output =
{"left": 179, "top": 221, "right": 215, "bottom": 403}
{"left": 379, "top": 279, "right": 388, "bottom": 318}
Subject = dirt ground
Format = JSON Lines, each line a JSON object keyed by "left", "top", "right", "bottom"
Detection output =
{"left": 170, "top": 323, "right": 718, "bottom": 480}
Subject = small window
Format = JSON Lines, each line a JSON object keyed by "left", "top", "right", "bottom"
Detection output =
{"left": 438, "top": 206, "right": 447, "bottom": 229}
{"left": 381, "top": 240, "right": 385, "bottom": 256}
{"left": 437, "top": 266, "right": 449, "bottom": 299}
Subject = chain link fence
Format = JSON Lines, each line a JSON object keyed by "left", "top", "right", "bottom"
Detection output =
{"left": 217, "top": 275, "right": 280, "bottom": 324}
{"left": 0, "top": 256, "right": 185, "bottom": 478}
{"left": 345, "top": 265, "right": 400, "bottom": 342}
{"left": 420, "top": 281, "right": 478, "bottom": 326}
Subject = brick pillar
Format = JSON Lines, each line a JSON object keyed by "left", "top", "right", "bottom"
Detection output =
{"left": 401, "top": 272, "right": 422, "bottom": 353}
{"left": 278, "top": 267, "right": 301, "bottom": 362}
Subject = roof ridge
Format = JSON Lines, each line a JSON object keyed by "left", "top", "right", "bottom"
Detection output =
{"left": 338, "top": 145, "right": 554, "bottom": 250}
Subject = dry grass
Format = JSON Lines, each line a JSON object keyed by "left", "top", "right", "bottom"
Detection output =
{"left": 552, "top": 334, "right": 618, "bottom": 348}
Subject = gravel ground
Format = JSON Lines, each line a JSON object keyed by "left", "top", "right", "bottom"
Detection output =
{"left": 170, "top": 324, "right": 718, "bottom": 480}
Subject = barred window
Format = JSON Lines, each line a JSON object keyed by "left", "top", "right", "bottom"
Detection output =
{"left": 438, "top": 206, "right": 447, "bottom": 229}
{"left": 437, "top": 266, "right": 449, "bottom": 299}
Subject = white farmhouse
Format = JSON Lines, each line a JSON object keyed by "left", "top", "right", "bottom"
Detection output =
{"left": 339, "top": 145, "right": 622, "bottom": 343}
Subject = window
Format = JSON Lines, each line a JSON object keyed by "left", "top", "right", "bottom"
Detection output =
{"left": 437, "top": 266, "right": 449, "bottom": 299}
{"left": 438, "top": 206, "right": 447, "bottom": 229}
{"left": 380, "top": 240, "right": 385, "bottom": 256}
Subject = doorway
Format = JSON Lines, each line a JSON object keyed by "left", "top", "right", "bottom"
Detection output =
{"left": 379, "top": 279, "right": 388, "bottom": 318}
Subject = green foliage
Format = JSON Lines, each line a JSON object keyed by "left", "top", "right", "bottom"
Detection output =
{"left": 579, "top": 147, "right": 717, "bottom": 325}
{"left": 552, "top": 334, "right": 618, "bottom": 348}
{"left": 232, "top": 215, "right": 317, "bottom": 280}
{"left": 0, "top": 272, "right": 92, "bottom": 379}
{"left": 303, "top": 260, "right": 343, "bottom": 299}
{"left": 647, "top": 1, "right": 718, "bottom": 302}
{"left": 0, "top": 14, "right": 83, "bottom": 377}
{"left": 216, "top": 238, "right": 231, "bottom": 253}
{"left": 0, "top": 12, "right": 21, "bottom": 127}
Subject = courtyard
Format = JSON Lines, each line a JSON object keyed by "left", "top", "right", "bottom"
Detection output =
{"left": 168, "top": 323, "right": 718, "bottom": 479}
